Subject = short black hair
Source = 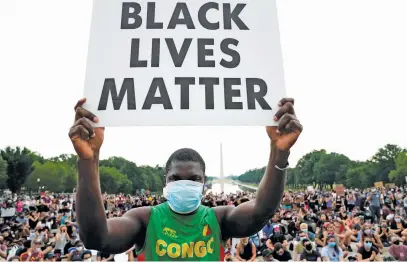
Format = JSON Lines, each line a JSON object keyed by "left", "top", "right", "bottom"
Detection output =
{"left": 165, "top": 148, "right": 205, "bottom": 174}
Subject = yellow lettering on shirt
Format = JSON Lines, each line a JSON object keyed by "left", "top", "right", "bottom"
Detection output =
{"left": 194, "top": 241, "right": 207, "bottom": 258}
{"left": 156, "top": 239, "right": 167, "bottom": 256}
{"left": 155, "top": 237, "right": 215, "bottom": 258}
{"left": 207, "top": 237, "right": 214, "bottom": 254}
{"left": 167, "top": 243, "right": 181, "bottom": 258}
{"left": 182, "top": 242, "right": 194, "bottom": 258}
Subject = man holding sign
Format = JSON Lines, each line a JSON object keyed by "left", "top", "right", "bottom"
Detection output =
{"left": 69, "top": 97, "right": 302, "bottom": 261}
{"left": 72, "top": 0, "right": 296, "bottom": 259}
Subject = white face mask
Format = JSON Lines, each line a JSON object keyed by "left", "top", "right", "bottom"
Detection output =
{"left": 83, "top": 258, "right": 92, "bottom": 262}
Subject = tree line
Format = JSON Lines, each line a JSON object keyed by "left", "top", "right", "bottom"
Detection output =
{"left": 1, "top": 144, "right": 406, "bottom": 194}
{"left": 0, "top": 147, "right": 165, "bottom": 194}
{"left": 236, "top": 144, "right": 407, "bottom": 189}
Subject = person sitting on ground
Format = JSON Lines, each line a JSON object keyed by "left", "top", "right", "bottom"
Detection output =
{"left": 67, "top": 240, "right": 85, "bottom": 261}
{"left": 358, "top": 224, "right": 384, "bottom": 250}
{"left": 266, "top": 224, "right": 288, "bottom": 251}
{"left": 81, "top": 250, "right": 92, "bottom": 262}
{"left": 321, "top": 235, "right": 344, "bottom": 262}
{"left": 300, "top": 238, "right": 321, "bottom": 262}
{"left": 388, "top": 235, "right": 407, "bottom": 261}
{"left": 377, "top": 222, "right": 390, "bottom": 247}
{"left": 235, "top": 237, "right": 256, "bottom": 262}
{"left": 44, "top": 252, "right": 56, "bottom": 262}
{"left": 357, "top": 234, "right": 382, "bottom": 261}
{"left": 271, "top": 242, "right": 292, "bottom": 262}
{"left": 296, "top": 223, "right": 316, "bottom": 242}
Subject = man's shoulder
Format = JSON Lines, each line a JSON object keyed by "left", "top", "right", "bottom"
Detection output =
{"left": 124, "top": 206, "right": 152, "bottom": 226}
{"left": 214, "top": 204, "right": 234, "bottom": 222}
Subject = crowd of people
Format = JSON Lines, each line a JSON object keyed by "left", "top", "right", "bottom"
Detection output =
{"left": 1, "top": 186, "right": 407, "bottom": 261}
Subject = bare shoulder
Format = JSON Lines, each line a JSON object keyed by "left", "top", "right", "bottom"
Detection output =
{"left": 214, "top": 205, "right": 235, "bottom": 224}
{"left": 122, "top": 206, "right": 152, "bottom": 226}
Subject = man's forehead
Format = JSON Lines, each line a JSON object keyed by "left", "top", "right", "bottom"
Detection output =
{"left": 168, "top": 161, "right": 203, "bottom": 174}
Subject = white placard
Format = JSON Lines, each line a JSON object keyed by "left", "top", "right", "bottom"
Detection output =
{"left": 1, "top": 208, "right": 16, "bottom": 217}
{"left": 84, "top": 0, "right": 286, "bottom": 126}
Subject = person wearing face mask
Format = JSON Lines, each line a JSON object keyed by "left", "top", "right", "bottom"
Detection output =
{"left": 272, "top": 242, "right": 292, "bottom": 262}
{"left": 266, "top": 225, "right": 288, "bottom": 251}
{"left": 358, "top": 224, "right": 384, "bottom": 250}
{"left": 321, "top": 235, "right": 343, "bottom": 262}
{"left": 300, "top": 238, "right": 321, "bottom": 262}
{"left": 296, "top": 223, "right": 315, "bottom": 242}
{"left": 357, "top": 235, "right": 381, "bottom": 261}
{"left": 68, "top": 241, "right": 85, "bottom": 261}
{"left": 70, "top": 97, "right": 302, "bottom": 260}
{"left": 388, "top": 235, "right": 407, "bottom": 261}
{"left": 367, "top": 188, "right": 383, "bottom": 224}
{"left": 390, "top": 215, "right": 405, "bottom": 235}
{"left": 235, "top": 238, "right": 256, "bottom": 262}
{"left": 20, "top": 239, "right": 44, "bottom": 261}
{"left": 81, "top": 250, "right": 93, "bottom": 262}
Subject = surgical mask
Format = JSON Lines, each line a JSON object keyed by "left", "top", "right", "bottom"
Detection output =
{"left": 35, "top": 248, "right": 41, "bottom": 252}
{"left": 372, "top": 188, "right": 376, "bottom": 192}
{"left": 328, "top": 242, "right": 336, "bottom": 247}
{"left": 395, "top": 218, "right": 401, "bottom": 223}
{"left": 163, "top": 180, "right": 203, "bottom": 214}
{"left": 300, "top": 237, "right": 306, "bottom": 241}
{"left": 365, "top": 242, "right": 372, "bottom": 249}
{"left": 76, "top": 246, "right": 83, "bottom": 252}
{"left": 302, "top": 229, "right": 308, "bottom": 233}
{"left": 364, "top": 229, "right": 372, "bottom": 235}
{"left": 83, "top": 258, "right": 92, "bottom": 262}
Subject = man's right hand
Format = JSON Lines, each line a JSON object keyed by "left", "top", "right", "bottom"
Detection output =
{"left": 69, "top": 98, "right": 104, "bottom": 160}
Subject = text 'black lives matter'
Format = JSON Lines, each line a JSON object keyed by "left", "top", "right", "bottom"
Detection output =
{"left": 97, "top": 2, "right": 272, "bottom": 111}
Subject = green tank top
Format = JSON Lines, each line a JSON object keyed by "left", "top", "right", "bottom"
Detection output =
{"left": 138, "top": 202, "right": 221, "bottom": 261}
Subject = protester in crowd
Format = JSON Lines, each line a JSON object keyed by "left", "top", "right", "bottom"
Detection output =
{"left": 357, "top": 234, "right": 382, "bottom": 261}
{"left": 300, "top": 238, "right": 321, "bottom": 262}
{"left": 367, "top": 187, "right": 383, "bottom": 223}
{"left": 235, "top": 237, "right": 257, "bottom": 261}
{"left": 388, "top": 235, "right": 407, "bottom": 261}
{"left": 321, "top": 235, "right": 344, "bottom": 261}
{"left": 272, "top": 242, "right": 292, "bottom": 262}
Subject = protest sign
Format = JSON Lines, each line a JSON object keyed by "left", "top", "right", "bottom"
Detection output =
{"left": 1, "top": 208, "right": 16, "bottom": 217}
{"left": 84, "top": 0, "right": 286, "bottom": 126}
{"left": 374, "top": 181, "right": 384, "bottom": 189}
{"left": 335, "top": 184, "right": 345, "bottom": 196}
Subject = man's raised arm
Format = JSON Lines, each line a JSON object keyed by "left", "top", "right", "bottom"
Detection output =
{"left": 218, "top": 98, "right": 302, "bottom": 239}
{"left": 69, "top": 98, "right": 148, "bottom": 254}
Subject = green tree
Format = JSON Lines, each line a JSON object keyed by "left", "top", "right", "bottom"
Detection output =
{"left": 389, "top": 152, "right": 407, "bottom": 186}
{"left": 99, "top": 167, "right": 132, "bottom": 194}
{"left": 313, "top": 153, "right": 351, "bottom": 189}
{"left": 345, "top": 161, "right": 377, "bottom": 189}
{"left": 25, "top": 161, "right": 77, "bottom": 193}
{"left": 0, "top": 158, "right": 7, "bottom": 189}
{"left": 372, "top": 144, "right": 406, "bottom": 182}
{"left": 1, "top": 147, "right": 35, "bottom": 193}
{"left": 295, "top": 150, "right": 327, "bottom": 188}
{"left": 48, "top": 154, "right": 78, "bottom": 167}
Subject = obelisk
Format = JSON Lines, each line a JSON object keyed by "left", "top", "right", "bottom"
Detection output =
{"left": 220, "top": 142, "right": 224, "bottom": 192}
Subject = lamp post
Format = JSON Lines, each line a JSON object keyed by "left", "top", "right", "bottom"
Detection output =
{"left": 37, "top": 178, "right": 40, "bottom": 194}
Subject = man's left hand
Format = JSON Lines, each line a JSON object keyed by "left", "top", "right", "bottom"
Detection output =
{"left": 266, "top": 98, "right": 302, "bottom": 151}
